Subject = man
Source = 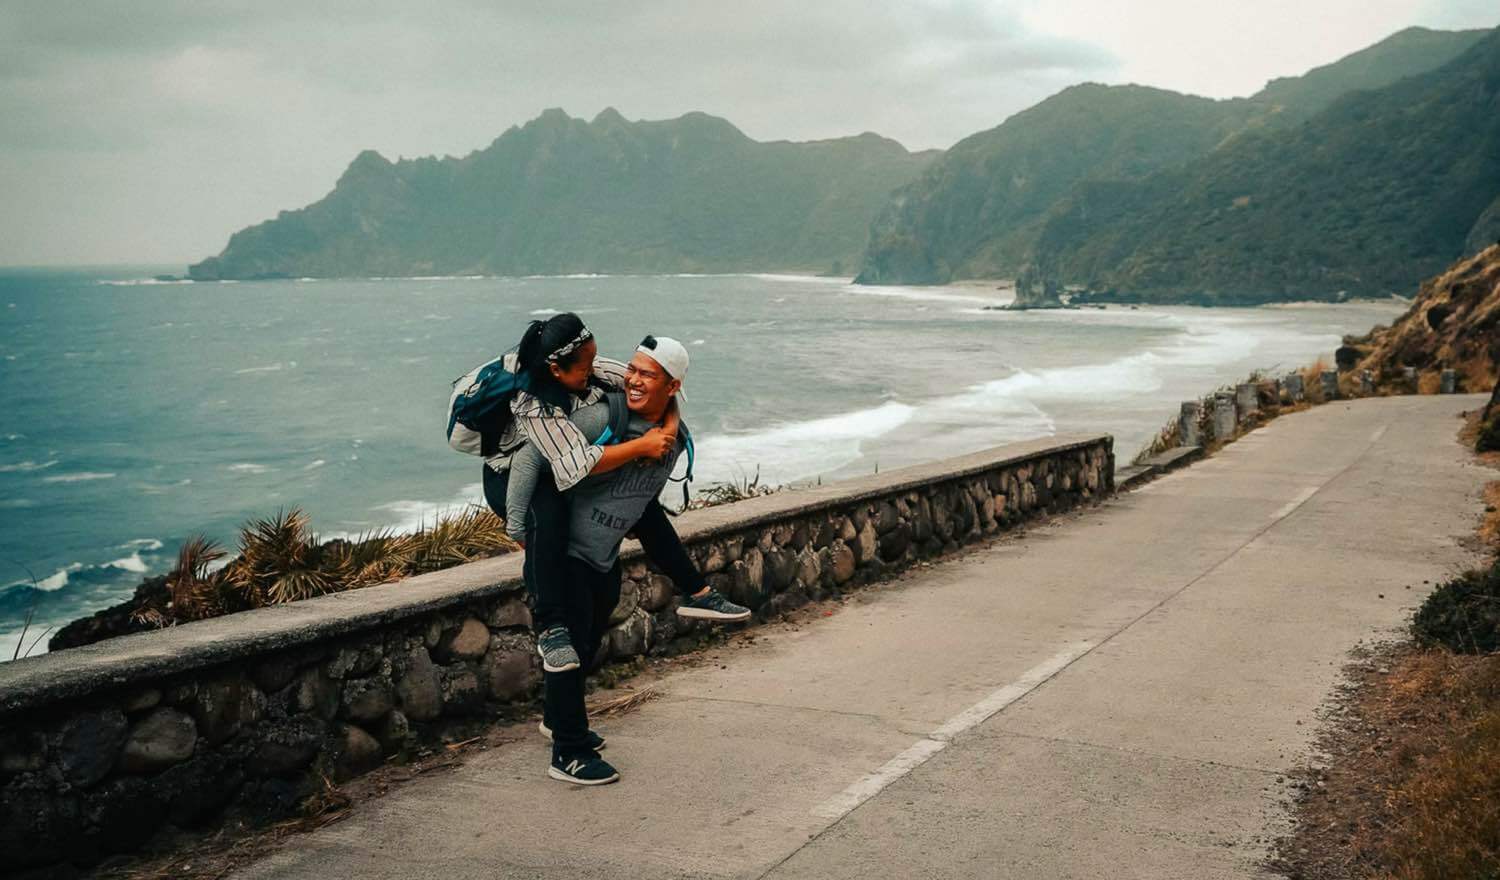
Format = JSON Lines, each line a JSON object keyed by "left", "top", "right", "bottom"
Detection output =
{"left": 505, "top": 335, "right": 750, "bottom": 785}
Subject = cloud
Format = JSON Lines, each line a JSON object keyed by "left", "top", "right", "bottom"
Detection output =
{"left": 0, "top": 1, "right": 1492, "bottom": 265}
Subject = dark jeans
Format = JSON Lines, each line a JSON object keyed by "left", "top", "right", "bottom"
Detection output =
{"left": 483, "top": 464, "right": 569, "bottom": 630}
{"left": 482, "top": 463, "right": 707, "bottom": 633}
{"left": 543, "top": 556, "right": 621, "bottom": 757}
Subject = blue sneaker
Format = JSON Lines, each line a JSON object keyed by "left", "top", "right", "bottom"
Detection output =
{"left": 549, "top": 751, "right": 620, "bottom": 786}
{"left": 676, "top": 589, "right": 751, "bottom": 622}
{"left": 536, "top": 625, "right": 580, "bottom": 673}
{"left": 539, "top": 721, "right": 605, "bottom": 751}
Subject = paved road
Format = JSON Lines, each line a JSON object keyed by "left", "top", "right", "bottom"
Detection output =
{"left": 234, "top": 395, "right": 1493, "bottom": 880}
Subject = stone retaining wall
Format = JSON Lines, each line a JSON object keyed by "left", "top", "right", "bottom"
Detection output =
{"left": 0, "top": 434, "right": 1112, "bottom": 871}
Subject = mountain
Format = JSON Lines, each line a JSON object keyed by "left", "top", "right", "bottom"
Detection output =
{"left": 855, "top": 26, "right": 1488, "bottom": 287}
{"left": 189, "top": 109, "right": 937, "bottom": 280}
{"left": 1039, "top": 28, "right": 1500, "bottom": 304}
{"left": 854, "top": 85, "right": 1257, "bottom": 284}
{"left": 1253, "top": 26, "right": 1488, "bottom": 123}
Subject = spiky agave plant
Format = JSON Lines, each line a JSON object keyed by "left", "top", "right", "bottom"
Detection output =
{"left": 406, "top": 506, "right": 518, "bottom": 574}
{"left": 322, "top": 529, "right": 417, "bottom": 589}
{"left": 165, "top": 535, "right": 230, "bottom": 621}
{"left": 231, "top": 508, "right": 334, "bottom": 606}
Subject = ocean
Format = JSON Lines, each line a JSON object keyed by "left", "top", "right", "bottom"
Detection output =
{"left": 0, "top": 268, "right": 1406, "bottom": 660}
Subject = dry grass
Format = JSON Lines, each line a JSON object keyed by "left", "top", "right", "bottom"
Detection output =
{"left": 1273, "top": 646, "right": 1500, "bottom": 880}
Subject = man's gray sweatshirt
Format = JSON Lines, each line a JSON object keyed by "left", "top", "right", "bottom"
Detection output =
{"left": 504, "top": 400, "right": 685, "bottom": 572}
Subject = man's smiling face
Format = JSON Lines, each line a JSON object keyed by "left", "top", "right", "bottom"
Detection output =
{"left": 624, "top": 351, "right": 679, "bottom": 417}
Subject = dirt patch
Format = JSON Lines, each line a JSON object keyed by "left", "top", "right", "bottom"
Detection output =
{"left": 1269, "top": 643, "right": 1500, "bottom": 879}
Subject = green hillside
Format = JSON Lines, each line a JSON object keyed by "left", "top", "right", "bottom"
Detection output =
{"left": 854, "top": 26, "right": 1488, "bottom": 288}
{"left": 1037, "top": 28, "right": 1500, "bottom": 304}
{"left": 189, "top": 109, "right": 936, "bottom": 280}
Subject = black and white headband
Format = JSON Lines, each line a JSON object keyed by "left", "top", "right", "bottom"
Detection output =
{"left": 546, "top": 327, "right": 593, "bottom": 363}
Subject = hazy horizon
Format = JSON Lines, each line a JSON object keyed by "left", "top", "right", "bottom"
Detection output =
{"left": 2, "top": 1, "right": 1495, "bottom": 267}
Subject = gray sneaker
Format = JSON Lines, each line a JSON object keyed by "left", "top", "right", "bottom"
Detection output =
{"left": 676, "top": 589, "right": 751, "bottom": 622}
{"left": 536, "top": 625, "right": 580, "bottom": 673}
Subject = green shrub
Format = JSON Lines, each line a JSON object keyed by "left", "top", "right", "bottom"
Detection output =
{"left": 1413, "top": 560, "right": 1500, "bottom": 653}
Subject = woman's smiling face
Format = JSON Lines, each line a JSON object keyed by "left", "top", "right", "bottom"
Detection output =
{"left": 549, "top": 338, "right": 597, "bottom": 393}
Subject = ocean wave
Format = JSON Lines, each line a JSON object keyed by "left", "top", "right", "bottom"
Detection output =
{"left": 842, "top": 284, "right": 1009, "bottom": 307}
{"left": 97, "top": 278, "right": 194, "bottom": 286}
{"left": 41, "top": 472, "right": 115, "bottom": 483}
{"left": 304, "top": 459, "right": 326, "bottom": 471}
{"left": 746, "top": 273, "right": 849, "bottom": 285}
{"left": 234, "top": 363, "right": 285, "bottom": 375}
{"left": 105, "top": 551, "right": 149, "bottom": 574}
{"left": 227, "top": 463, "right": 272, "bottom": 474}
{"left": 120, "top": 538, "right": 164, "bottom": 551}
{"left": 0, "top": 499, "right": 37, "bottom": 509}
{"left": 0, "top": 459, "right": 58, "bottom": 473}
{"left": 695, "top": 401, "right": 915, "bottom": 487}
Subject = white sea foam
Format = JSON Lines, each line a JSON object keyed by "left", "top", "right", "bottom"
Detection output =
{"left": 106, "top": 552, "right": 149, "bottom": 574}
{"left": 690, "top": 339, "right": 705, "bottom": 346}
{"left": 28, "top": 563, "right": 83, "bottom": 591}
{"left": 97, "top": 278, "right": 194, "bottom": 286}
{"left": 304, "top": 459, "right": 326, "bottom": 471}
{"left": 121, "top": 539, "right": 164, "bottom": 551}
{"left": 529, "top": 308, "right": 560, "bottom": 316}
{"left": 842, "top": 284, "right": 1008, "bottom": 307}
{"left": 695, "top": 401, "right": 915, "bottom": 487}
{"left": 746, "top": 273, "right": 849, "bottom": 285}
{"left": 0, "top": 459, "right": 58, "bottom": 473}
{"left": 227, "top": 463, "right": 272, "bottom": 474}
{"left": 234, "top": 363, "right": 284, "bottom": 375}
{"left": 42, "top": 472, "right": 115, "bottom": 483}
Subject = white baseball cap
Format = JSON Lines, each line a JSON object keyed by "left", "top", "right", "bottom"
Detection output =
{"left": 636, "top": 335, "right": 689, "bottom": 398}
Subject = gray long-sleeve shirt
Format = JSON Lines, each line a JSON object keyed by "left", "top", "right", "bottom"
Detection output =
{"left": 505, "top": 400, "right": 685, "bottom": 572}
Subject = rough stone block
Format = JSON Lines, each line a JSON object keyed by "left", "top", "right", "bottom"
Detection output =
{"left": 331, "top": 723, "right": 383, "bottom": 780}
{"left": 119, "top": 707, "right": 197, "bottom": 774}
{"left": 293, "top": 667, "right": 339, "bottom": 720}
{"left": 246, "top": 716, "right": 325, "bottom": 778}
{"left": 607, "top": 609, "right": 655, "bottom": 659}
{"left": 435, "top": 618, "right": 491, "bottom": 663}
{"left": 608, "top": 579, "right": 640, "bottom": 627}
{"left": 487, "top": 595, "right": 532, "bottom": 629}
{"left": 639, "top": 573, "right": 676, "bottom": 612}
{"left": 340, "top": 675, "right": 395, "bottom": 723}
{"left": 853, "top": 521, "right": 878, "bottom": 565}
{"left": 394, "top": 647, "right": 442, "bottom": 721}
{"left": 481, "top": 635, "right": 540, "bottom": 702}
{"left": 827, "top": 542, "right": 856, "bottom": 584}
{"left": 57, "top": 708, "right": 128, "bottom": 786}
{"left": 439, "top": 665, "right": 482, "bottom": 715}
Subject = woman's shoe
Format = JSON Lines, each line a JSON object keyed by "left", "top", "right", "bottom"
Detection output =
{"left": 536, "top": 625, "right": 581, "bottom": 672}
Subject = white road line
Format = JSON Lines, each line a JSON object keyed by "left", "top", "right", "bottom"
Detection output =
{"left": 810, "top": 642, "right": 1095, "bottom": 821}
{"left": 1270, "top": 487, "right": 1320, "bottom": 520}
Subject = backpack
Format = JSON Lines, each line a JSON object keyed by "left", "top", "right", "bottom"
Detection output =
{"left": 446, "top": 351, "right": 530, "bottom": 457}
{"left": 598, "top": 391, "right": 696, "bottom": 508}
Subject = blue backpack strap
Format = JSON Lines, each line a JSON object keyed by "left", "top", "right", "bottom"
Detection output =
{"left": 594, "top": 391, "right": 633, "bottom": 447}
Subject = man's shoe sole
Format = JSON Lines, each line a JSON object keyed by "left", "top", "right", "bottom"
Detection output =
{"left": 676, "top": 607, "right": 751, "bottom": 622}
{"left": 547, "top": 766, "right": 620, "bottom": 786}
{"left": 539, "top": 721, "right": 605, "bottom": 750}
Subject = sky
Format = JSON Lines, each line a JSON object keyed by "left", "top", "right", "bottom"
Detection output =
{"left": 1, "top": 0, "right": 1495, "bottom": 267}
